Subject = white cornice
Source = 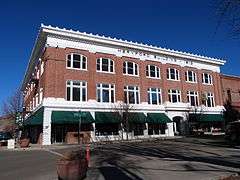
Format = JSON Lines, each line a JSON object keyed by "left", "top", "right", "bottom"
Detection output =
{"left": 21, "top": 24, "right": 226, "bottom": 90}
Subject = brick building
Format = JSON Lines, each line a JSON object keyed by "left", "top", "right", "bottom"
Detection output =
{"left": 22, "top": 24, "right": 226, "bottom": 145}
{"left": 220, "top": 74, "right": 240, "bottom": 111}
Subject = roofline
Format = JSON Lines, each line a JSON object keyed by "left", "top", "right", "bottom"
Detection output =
{"left": 21, "top": 24, "right": 227, "bottom": 90}
{"left": 221, "top": 73, "right": 240, "bottom": 80}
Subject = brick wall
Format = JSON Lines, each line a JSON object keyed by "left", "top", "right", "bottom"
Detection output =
{"left": 23, "top": 47, "right": 223, "bottom": 108}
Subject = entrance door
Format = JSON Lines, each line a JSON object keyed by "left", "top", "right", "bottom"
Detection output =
{"left": 173, "top": 116, "right": 183, "bottom": 135}
{"left": 52, "top": 126, "right": 66, "bottom": 143}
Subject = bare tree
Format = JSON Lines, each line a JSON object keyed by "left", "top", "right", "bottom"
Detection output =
{"left": 113, "top": 102, "right": 134, "bottom": 141}
{"left": 2, "top": 88, "right": 23, "bottom": 128}
{"left": 216, "top": 0, "right": 240, "bottom": 37}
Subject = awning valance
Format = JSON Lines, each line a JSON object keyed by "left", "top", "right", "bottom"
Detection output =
{"left": 95, "top": 112, "right": 120, "bottom": 124}
{"left": 24, "top": 108, "right": 43, "bottom": 126}
{"left": 147, "top": 113, "right": 171, "bottom": 123}
{"left": 51, "top": 111, "right": 94, "bottom": 124}
{"left": 189, "top": 114, "right": 224, "bottom": 122}
{"left": 124, "top": 112, "right": 147, "bottom": 123}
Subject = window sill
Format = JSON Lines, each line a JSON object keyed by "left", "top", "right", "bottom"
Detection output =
{"left": 66, "top": 67, "right": 88, "bottom": 71}
{"left": 96, "top": 71, "right": 115, "bottom": 74}
{"left": 186, "top": 81, "right": 197, "bottom": 84}
{"left": 123, "top": 74, "right": 139, "bottom": 77}
{"left": 202, "top": 83, "right": 213, "bottom": 86}
{"left": 146, "top": 77, "right": 161, "bottom": 80}
{"left": 167, "top": 79, "right": 180, "bottom": 82}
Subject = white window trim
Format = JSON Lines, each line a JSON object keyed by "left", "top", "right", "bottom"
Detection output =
{"left": 205, "top": 92, "right": 215, "bottom": 107}
{"left": 96, "top": 58, "right": 115, "bottom": 74}
{"left": 186, "top": 71, "right": 197, "bottom": 83}
{"left": 66, "top": 80, "right": 87, "bottom": 102}
{"left": 202, "top": 73, "right": 213, "bottom": 85}
{"left": 123, "top": 61, "right": 139, "bottom": 76}
{"left": 148, "top": 88, "right": 162, "bottom": 105}
{"left": 124, "top": 86, "right": 140, "bottom": 104}
{"left": 39, "top": 88, "right": 43, "bottom": 103}
{"left": 66, "top": 53, "right": 88, "bottom": 71}
{"left": 187, "top": 91, "right": 199, "bottom": 106}
{"left": 168, "top": 89, "right": 181, "bottom": 103}
{"left": 146, "top": 65, "right": 161, "bottom": 79}
{"left": 167, "top": 68, "right": 180, "bottom": 81}
{"left": 96, "top": 83, "right": 115, "bottom": 103}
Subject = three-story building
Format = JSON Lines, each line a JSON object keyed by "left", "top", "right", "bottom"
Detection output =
{"left": 22, "top": 24, "right": 225, "bottom": 145}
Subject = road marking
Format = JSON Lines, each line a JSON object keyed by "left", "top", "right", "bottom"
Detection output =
{"left": 44, "top": 149, "right": 65, "bottom": 158}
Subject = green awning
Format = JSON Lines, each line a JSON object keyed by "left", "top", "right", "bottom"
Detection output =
{"left": 24, "top": 108, "right": 43, "bottom": 126}
{"left": 189, "top": 114, "right": 224, "bottom": 122}
{"left": 147, "top": 113, "right": 171, "bottom": 123}
{"left": 95, "top": 112, "right": 120, "bottom": 124}
{"left": 51, "top": 111, "right": 94, "bottom": 124}
{"left": 124, "top": 112, "right": 147, "bottom": 123}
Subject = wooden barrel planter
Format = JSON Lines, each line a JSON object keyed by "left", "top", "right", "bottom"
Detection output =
{"left": 19, "top": 138, "right": 30, "bottom": 148}
{"left": 56, "top": 151, "right": 88, "bottom": 180}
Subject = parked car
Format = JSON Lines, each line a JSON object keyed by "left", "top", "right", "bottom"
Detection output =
{"left": 225, "top": 121, "right": 240, "bottom": 144}
{"left": 0, "top": 132, "right": 13, "bottom": 146}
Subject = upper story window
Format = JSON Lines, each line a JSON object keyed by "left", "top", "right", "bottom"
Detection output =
{"left": 40, "top": 61, "right": 44, "bottom": 76}
{"left": 146, "top": 65, "right": 160, "bottom": 79}
{"left": 97, "top": 58, "right": 114, "bottom": 73}
{"left": 123, "top": 61, "right": 139, "bottom": 76}
{"left": 205, "top": 92, "right": 215, "bottom": 107}
{"left": 168, "top": 89, "right": 181, "bottom": 103}
{"left": 187, "top": 91, "right": 199, "bottom": 106}
{"left": 124, "top": 86, "right": 140, "bottom": 104}
{"left": 67, "top": 53, "right": 87, "bottom": 70}
{"left": 66, "top": 80, "right": 87, "bottom": 102}
{"left": 202, "top": 73, "right": 213, "bottom": 85}
{"left": 167, "top": 68, "right": 180, "bottom": 81}
{"left": 185, "top": 71, "right": 197, "bottom": 83}
{"left": 97, "top": 83, "right": 115, "bottom": 103}
{"left": 148, "top": 88, "right": 162, "bottom": 105}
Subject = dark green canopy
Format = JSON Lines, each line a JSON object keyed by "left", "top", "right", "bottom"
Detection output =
{"left": 189, "top": 114, "right": 224, "bottom": 122}
{"left": 51, "top": 111, "right": 94, "bottom": 124}
{"left": 147, "top": 113, "right": 171, "bottom": 123}
{"left": 24, "top": 108, "right": 43, "bottom": 126}
{"left": 124, "top": 112, "right": 147, "bottom": 123}
{"left": 95, "top": 112, "right": 120, "bottom": 124}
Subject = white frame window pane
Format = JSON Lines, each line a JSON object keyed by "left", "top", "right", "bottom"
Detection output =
{"left": 123, "top": 61, "right": 139, "bottom": 76}
{"left": 167, "top": 68, "right": 179, "bottom": 81}
{"left": 205, "top": 92, "right": 215, "bottom": 107}
{"left": 186, "top": 71, "right": 197, "bottom": 83}
{"left": 168, "top": 89, "right": 181, "bottom": 103}
{"left": 147, "top": 65, "right": 161, "bottom": 79}
{"left": 202, "top": 73, "right": 213, "bottom": 85}
{"left": 66, "top": 80, "right": 87, "bottom": 102}
{"left": 148, "top": 88, "right": 162, "bottom": 105}
{"left": 124, "top": 86, "right": 140, "bottom": 104}
{"left": 96, "top": 83, "right": 115, "bottom": 103}
{"left": 187, "top": 91, "right": 199, "bottom": 106}
{"left": 66, "top": 53, "right": 87, "bottom": 70}
{"left": 96, "top": 58, "right": 114, "bottom": 73}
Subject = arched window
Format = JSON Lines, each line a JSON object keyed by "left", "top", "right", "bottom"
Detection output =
{"left": 96, "top": 58, "right": 114, "bottom": 73}
{"left": 66, "top": 53, "right": 87, "bottom": 70}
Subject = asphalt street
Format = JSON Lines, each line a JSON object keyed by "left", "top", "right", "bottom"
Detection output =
{"left": 0, "top": 137, "right": 239, "bottom": 180}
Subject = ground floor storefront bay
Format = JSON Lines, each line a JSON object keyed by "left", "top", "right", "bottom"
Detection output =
{"left": 23, "top": 108, "right": 174, "bottom": 145}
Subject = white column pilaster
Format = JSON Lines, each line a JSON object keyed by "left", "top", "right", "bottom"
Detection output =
{"left": 42, "top": 108, "right": 52, "bottom": 145}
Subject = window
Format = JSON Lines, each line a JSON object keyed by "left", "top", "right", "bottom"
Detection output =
{"left": 95, "top": 123, "right": 119, "bottom": 136}
{"left": 148, "top": 88, "right": 162, "bottom": 105}
{"left": 66, "top": 80, "right": 87, "bottom": 102}
{"left": 40, "top": 61, "right": 44, "bottom": 75}
{"left": 35, "top": 94, "right": 39, "bottom": 106}
{"left": 185, "top": 71, "right": 197, "bottom": 83}
{"left": 202, "top": 73, "right": 213, "bottom": 85}
{"left": 227, "top": 89, "right": 232, "bottom": 102}
{"left": 96, "top": 58, "right": 114, "bottom": 73}
{"left": 96, "top": 83, "right": 115, "bottom": 103}
{"left": 187, "top": 91, "right": 199, "bottom": 106}
{"left": 67, "top": 53, "right": 87, "bottom": 70}
{"left": 168, "top": 89, "right": 181, "bottom": 103}
{"left": 167, "top": 68, "right": 180, "bottom": 81}
{"left": 39, "top": 88, "right": 43, "bottom": 103}
{"left": 123, "top": 61, "right": 139, "bottom": 76}
{"left": 146, "top": 65, "right": 160, "bottom": 78}
{"left": 205, "top": 92, "right": 215, "bottom": 107}
{"left": 124, "top": 86, "right": 140, "bottom": 104}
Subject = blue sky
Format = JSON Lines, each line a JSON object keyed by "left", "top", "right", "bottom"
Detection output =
{"left": 0, "top": 0, "right": 239, "bottom": 108}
